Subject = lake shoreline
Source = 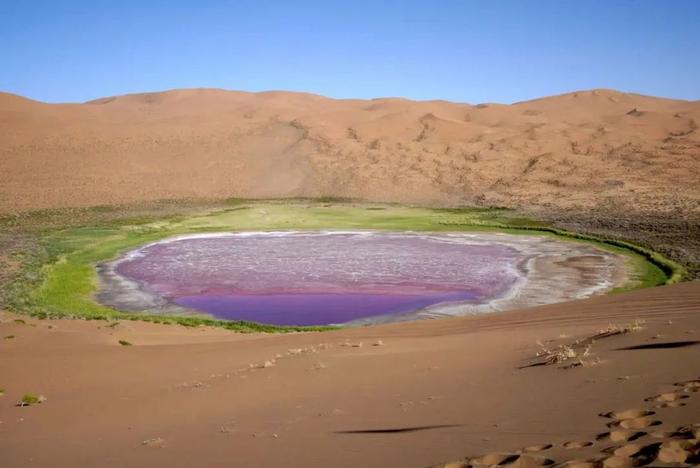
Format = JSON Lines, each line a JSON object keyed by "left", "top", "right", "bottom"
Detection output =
{"left": 97, "top": 230, "right": 631, "bottom": 326}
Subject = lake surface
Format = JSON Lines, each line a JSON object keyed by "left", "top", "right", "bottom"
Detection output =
{"left": 112, "top": 232, "right": 524, "bottom": 325}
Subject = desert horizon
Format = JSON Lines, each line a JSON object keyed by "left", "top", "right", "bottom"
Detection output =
{"left": 2, "top": 86, "right": 699, "bottom": 215}
{"left": 6, "top": 85, "right": 700, "bottom": 106}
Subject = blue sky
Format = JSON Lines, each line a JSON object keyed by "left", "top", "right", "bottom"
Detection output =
{"left": 1, "top": 0, "right": 698, "bottom": 103}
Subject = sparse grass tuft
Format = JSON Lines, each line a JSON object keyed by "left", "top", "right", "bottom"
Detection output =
{"left": 19, "top": 393, "right": 46, "bottom": 406}
{"left": 535, "top": 340, "right": 592, "bottom": 366}
{"left": 532, "top": 318, "right": 646, "bottom": 369}
{"left": 594, "top": 319, "right": 645, "bottom": 339}
{"left": 4, "top": 335, "right": 15, "bottom": 340}
{"left": 118, "top": 339, "right": 132, "bottom": 346}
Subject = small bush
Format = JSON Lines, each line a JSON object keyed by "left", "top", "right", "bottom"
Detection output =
{"left": 19, "top": 393, "right": 46, "bottom": 406}
{"left": 535, "top": 340, "right": 592, "bottom": 366}
{"left": 594, "top": 319, "right": 645, "bottom": 339}
{"left": 118, "top": 339, "right": 132, "bottom": 346}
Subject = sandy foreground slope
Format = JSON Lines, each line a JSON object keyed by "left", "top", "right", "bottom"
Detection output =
{"left": 1, "top": 282, "right": 699, "bottom": 467}
{"left": 1, "top": 88, "right": 699, "bottom": 214}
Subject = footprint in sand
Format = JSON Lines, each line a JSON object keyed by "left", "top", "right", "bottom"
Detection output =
{"left": 599, "top": 409, "right": 662, "bottom": 430}
{"left": 674, "top": 378, "right": 700, "bottom": 393}
{"left": 672, "top": 423, "right": 700, "bottom": 439}
{"left": 606, "top": 440, "right": 700, "bottom": 466}
{"left": 559, "top": 461, "right": 598, "bottom": 468}
{"left": 619, "top": 440, "right": 700, "bottom": 466}
{"left": 470, "top": 452, "right": 518, "bottom": 465}
{"left": 657, "top": 439, "right": 700, "bottom": 464}
{"left": 645, "top": 391, "right": 689, "bottom": 403}
{"left": 522, "top": 443, "right": 553, "bottom": 452}
{"left": 438, "top": 462, "right": 469, "bottom": 468}
{"left": 654, "top": 400, "right": 686, "bottom": 409}
{"left": 596, "top": 429, "right": 646, "bottom": 443}
{"left": 599, "top": 409, "right": 654, "bottom": 420}
{"left": 433, "top": 382, "right": 699, "bottom": 468}
{"left": 607, "top": 416, "right": 661, "bottom": 430}
{"left": 609, "top": 443, "right": 642, "bottom": 457}
{"left": 649, "top": 429, "right": 674, "bottom": 438}
{"left": 561, "top": 440, "right": 593, "bottom": 449}
{"left": 600, "top": 455, "right": 634, "bottom": 467}
{"left": 469, "top": 453, "right": 554, "bottom": 467}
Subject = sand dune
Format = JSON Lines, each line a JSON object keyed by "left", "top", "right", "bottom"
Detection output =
{"left": 2, "top": 87, "right": 699, "bottom": 467}
{"left": 1, "top": 88, "right": 699, "bottom": 214}
{"left": 1, "top": 281, "right": 699, "bottom": 467}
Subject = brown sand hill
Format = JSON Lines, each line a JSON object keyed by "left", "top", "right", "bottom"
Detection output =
{"left": 1, "top": 282, "right": 699, "bottom": 467}
{"left": 1, "top": 88, "right": 699, "bottom": 214}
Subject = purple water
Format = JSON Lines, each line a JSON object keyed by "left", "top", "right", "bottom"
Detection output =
{"left": 175, "top": 291, "right": 478, "bottom": 326}
{"left": 114, "top": 232, "right": 524, "bottom": 325}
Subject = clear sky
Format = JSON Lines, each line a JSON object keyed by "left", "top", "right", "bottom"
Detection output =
{"left": 1, "top": 0, "right": 698, "bottom": 103}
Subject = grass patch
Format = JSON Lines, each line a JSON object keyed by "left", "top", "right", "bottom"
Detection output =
{"left": 0, "top": 199, "right": 684, "bottom": 332}
{"left": 19, "top": 393, "right": 46, "bottom": 406}
{"left": 118, "top": 339, "right": 132, "bottom": 346}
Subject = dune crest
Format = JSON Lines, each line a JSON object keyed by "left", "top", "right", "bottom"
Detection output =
{"left": 1, "top": 88, "right": 698, "bottom": 213}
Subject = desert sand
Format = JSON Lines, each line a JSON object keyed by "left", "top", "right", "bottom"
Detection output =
{"left": 1, "top": 88, "right": 699, "bottom": 214}
{"left": 1, "top": 87, "right": 699, "bottom": 467}
{"left": 1, "top": 281, "right": 699, "bottom": 467}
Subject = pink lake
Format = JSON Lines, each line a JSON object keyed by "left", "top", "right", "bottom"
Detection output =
{"left": 112, "top": 232, "right": 525, "bottom": 325}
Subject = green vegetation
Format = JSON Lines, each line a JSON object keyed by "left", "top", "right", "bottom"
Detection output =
{"left": 20, "top": 393, "right": 45, "bottom": 406}
{"left": 0, "top": 199, "right": 686, "bottom": 332}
